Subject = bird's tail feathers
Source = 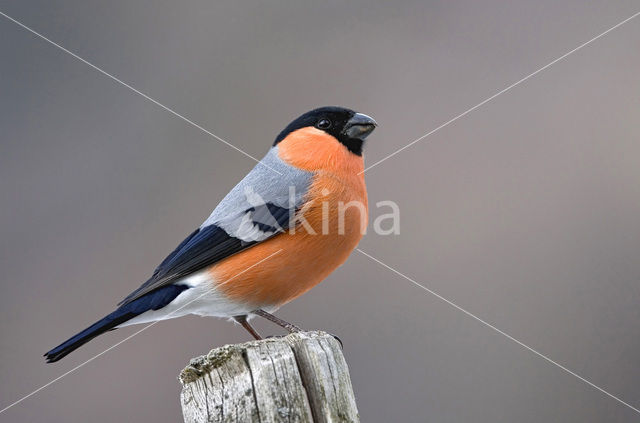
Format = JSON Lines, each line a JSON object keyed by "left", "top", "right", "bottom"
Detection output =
{"left": 44, "top": 284, "right": 189, "bottom": 363}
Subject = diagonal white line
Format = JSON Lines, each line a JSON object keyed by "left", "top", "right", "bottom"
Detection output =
{"left": 360, "top": 10, "right": 640, "bottom": 174}
{"left": 356, "top": 248, "right": 640, "bottom": 415}
{"left": 0, "top": 249, "right": 283, "bottom": 415}
{"left": 0, "top": 10, "right": 282, "bottom": 176}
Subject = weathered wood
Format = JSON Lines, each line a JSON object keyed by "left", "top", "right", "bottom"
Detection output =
{"left": 179, "top": 331, "right": 359, "bottom": 423}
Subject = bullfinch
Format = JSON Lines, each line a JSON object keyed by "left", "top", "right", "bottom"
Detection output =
{"left": 45, "top": 106, "right": 377, "bottom": 362}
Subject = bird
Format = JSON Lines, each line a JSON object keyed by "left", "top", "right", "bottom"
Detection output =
{"left": 44, "top": 106, "right": 377, "bottom": 363}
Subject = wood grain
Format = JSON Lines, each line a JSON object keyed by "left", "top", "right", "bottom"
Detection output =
{"left": 180, "top": 331, "right": 359, "bottom": 423}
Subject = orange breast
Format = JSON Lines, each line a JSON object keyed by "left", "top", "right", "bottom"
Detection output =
{"left": 210, "top": 127, "right": 367, "bottom": 308}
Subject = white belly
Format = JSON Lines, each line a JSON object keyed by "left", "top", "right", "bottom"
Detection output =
{"left": 116, "top": 271, "right": 254, "bottom": 327}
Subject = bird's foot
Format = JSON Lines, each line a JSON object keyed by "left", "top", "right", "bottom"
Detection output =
{"left": 327, "top": 333, "right": 344, "bottom": 349}
{"left": 253, "top": 309, "right": 302, "bottom": 333}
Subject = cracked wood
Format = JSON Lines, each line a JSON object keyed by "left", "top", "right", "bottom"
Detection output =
{"left": 179, "top": 331, "right": 359, "bottom": 423}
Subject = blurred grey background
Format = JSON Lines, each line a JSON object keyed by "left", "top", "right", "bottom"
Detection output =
{"left": 1, "top": 1, "right": 640, "bottom": 422}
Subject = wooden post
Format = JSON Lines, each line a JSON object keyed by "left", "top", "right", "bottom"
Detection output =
{"left": 179, "top": 331, "right": 359, "bottom": 423}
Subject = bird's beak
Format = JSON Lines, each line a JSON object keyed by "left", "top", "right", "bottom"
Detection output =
{"left": 343, "top": 113, "right": 378, "bottom": 140}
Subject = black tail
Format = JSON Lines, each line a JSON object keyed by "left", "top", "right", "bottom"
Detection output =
{"left": 44, "top": 308, "right": 137, "bottom": 362}
{"left": 44, "top": 284, "right": 189, "bottom": 363}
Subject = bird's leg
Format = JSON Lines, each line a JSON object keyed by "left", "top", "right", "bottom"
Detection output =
{"left": 253, "top": 309, "right": 302, "bottom": 333}
{"left": 253, "top": 310, "right": 343, "bottom": 349}
{"left": 233, "top": 315, "right": 263, "bottom": 340}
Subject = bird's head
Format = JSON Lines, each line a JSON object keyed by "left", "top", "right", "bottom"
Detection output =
{"left": 273, "top": 107, "right": 377, "bottom": 172}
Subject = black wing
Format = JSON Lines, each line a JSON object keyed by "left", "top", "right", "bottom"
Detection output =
{"left": 118, "top": 203, "right": 292, "bottom": 306}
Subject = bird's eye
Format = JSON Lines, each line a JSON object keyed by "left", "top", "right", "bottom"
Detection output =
{"left": 316, "top": 119, "right": 332, "bottom": 129}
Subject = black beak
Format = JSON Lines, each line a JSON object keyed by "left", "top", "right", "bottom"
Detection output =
{"left": 343, "top": 113, "right": 378, "bottom": 140}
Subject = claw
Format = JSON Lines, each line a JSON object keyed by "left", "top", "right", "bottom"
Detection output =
{"left": 328, "top": 333, "right": 344, "bottom": 349}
